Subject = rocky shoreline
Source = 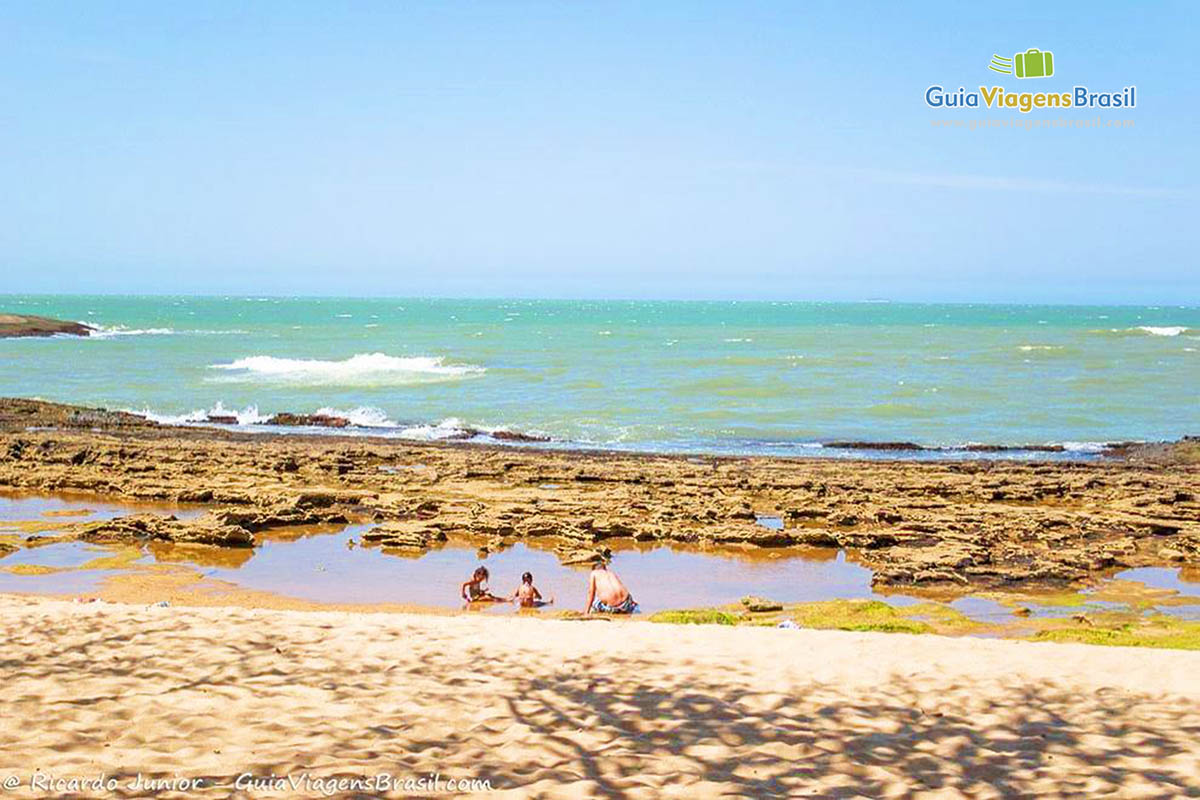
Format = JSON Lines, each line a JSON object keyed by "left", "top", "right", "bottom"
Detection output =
{"left": 0, "top": 314, "right": 93, "bottom": 338}
{"left": 1, "top": 397, "right": 1198, "bottom": 595}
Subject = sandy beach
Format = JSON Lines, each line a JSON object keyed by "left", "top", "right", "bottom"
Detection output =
{"left": 4, "top": 0, "right": 1194, "bottom": 795}
{"left": 2, "top": 399, "right": 1200, "bottom": 796}
{"left": 0, "top": 594, "right": 1197, "bottom": 798}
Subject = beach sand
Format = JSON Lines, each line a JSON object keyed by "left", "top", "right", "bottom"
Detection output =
{"left": 1, "top": 595, "right": 1198, "bottom": 798}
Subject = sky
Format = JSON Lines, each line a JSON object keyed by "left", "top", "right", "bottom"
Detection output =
{"left": 1, "top": 1, "right": 1197, "bottom": 302}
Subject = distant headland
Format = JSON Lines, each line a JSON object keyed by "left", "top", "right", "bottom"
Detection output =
{"left": 0, "top": 314, "right": 93, "bottom": 338}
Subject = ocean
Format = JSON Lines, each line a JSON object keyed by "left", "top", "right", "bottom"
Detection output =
{"left": 2, "top": 296, "right": 1197, "bottom": 458}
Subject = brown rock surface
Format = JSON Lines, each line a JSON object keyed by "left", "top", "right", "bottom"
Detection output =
{"left": 1, "top": 398, "right": 1198, "bottom": 594}
{"left": 0, "top": 314, "right": 93, "bottom": 338}
{"left": 75, "top": 513, "right": 254, "bottom": 547}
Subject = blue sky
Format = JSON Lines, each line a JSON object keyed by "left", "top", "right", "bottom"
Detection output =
{"left": 1, "top": 1, "right": 1196, "bottom": 302}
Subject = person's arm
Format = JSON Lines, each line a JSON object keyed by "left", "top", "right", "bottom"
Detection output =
{"left": 533, "top": 587, "right": 542, "bottom": 601}
{"left": 460, "top": 580, "right": 472, "bottom": 601}
{"left": 585, "top": 572, "right": 596, "bottom": 614}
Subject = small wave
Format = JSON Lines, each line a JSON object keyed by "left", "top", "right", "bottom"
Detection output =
{"left": 88, "top": 325, "right": 177, "bottom": 338}
{"left": 1017, "top": 345, "right": 1064, "bottom": 351}
{"left": 723, "top": 337, "right": 753, "bottom": 343}
{"left": 1101, "top": 325, "right": 1193, "bottom": 337}
{"left": 398, "top": 417, "right": 477, "bottom": 440}
{"left": 314, "top": 406, "right": 396, "bottom": 428}
{"left": 130, "top": 401, "right": 268, "bottom": 426}
{"left": 86, "top": 325, "right": 248, "bottom": 339}
{"left": 208, "top": 353, "right": 485, "bottom": 386}
{"left": 1057, "top": 441, "right": 1110, "bottom": 454}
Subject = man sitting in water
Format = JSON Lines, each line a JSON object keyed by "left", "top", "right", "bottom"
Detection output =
{"left": 585, "top": 559, "right": 637, "bottom": 614}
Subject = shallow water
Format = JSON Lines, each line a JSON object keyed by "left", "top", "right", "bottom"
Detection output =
{"left": 174, "top": 526, "right": 920, "bottom": 613}
{"left": 3, "top": 494, "right": 1198, "bottom": 623}
{"left": 0, "top": 494, "right": 928, "bottom": 613}
{"left": 0, "top": 491, "right": 207, "bottom": 532}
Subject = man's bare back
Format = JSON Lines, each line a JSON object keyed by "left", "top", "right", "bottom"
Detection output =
{"left": 586, "top": 562, "right": 636, "bottom": 614}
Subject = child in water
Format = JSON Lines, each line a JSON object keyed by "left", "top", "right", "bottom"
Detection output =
{"left": 460, "top": 566, "right": 503, "bottom": 603}
{"left": 510, "top": 571, "right": 552, "bottom": 608}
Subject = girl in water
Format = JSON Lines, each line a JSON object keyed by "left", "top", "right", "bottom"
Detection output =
{"left": 460, "top": 566, "right": 503, "bottom": 603}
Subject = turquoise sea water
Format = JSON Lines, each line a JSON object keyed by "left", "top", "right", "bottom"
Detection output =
{"left": 2, "top": 296, "right": 1197, "bottom": 457}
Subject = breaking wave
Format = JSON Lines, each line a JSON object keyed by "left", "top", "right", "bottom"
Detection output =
{"left": 86, "top": 325, "right": 249, "bottom": 339}
{"left": 208, "top": 353, "right": 485, "bottom": 386}
{"left": 1134, "top": 326, "right": 1190, "bottom": 337}
{"left": 1100, "top": 325, "right": 1194, "bottom": 338}
{"left": 128, "top": 401, "right": 269, "bottom": 425}
{"left": 88, "top": 325, "right": 178, "bottom": 338}
{"left": 314, "top": 405, "right": 396, "bottom": 427}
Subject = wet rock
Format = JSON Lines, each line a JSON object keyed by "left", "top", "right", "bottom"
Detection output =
{"left": 266, "top": 413, "right": 351, "bottom": 428}
{"left": 741, "top": 595, "right": 783, "bottom": 613}
{"left": 5, "top": 398, "right": 1200, "bottom": 595}
{"left": 490, "top": 429, "right": 551, "bottom": 443}
{"left": 210, "top": 504, "right": 345, "bottom": 531}
{"left": 0, "top": 314, "right": 93, "bottom": 339}
{"left": 836, "top": 530, "right": 899, "bottom": 549}
{"left": 790, "top": 530, "right": 840, "bottom": 547}
{"left": 77, "top": 513, "right": 254, "bottom": 547}
{"left": 557, "top": 546, "right": 611, "bottom": 566}
{"left": 275, "top": 456, "right": 300, "bottom": 473}
{"left": 360, "top": 522, "right": 447, "bottom": 552}
{"left": 825, "top": 441, "right": 925, "bottom": 451}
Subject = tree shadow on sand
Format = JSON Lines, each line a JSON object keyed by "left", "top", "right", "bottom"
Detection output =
{"left": 3, "top": 613, "right": 1200, "bottom": 799}
{"left": 397, "top": 648, "right": 1200, "bottom": 798}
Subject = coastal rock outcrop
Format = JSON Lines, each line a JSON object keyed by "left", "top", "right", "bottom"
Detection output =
{"left": 360, "top": 521, "right": 447, "bottom": 552}
{"left": 0, "top": 314, "right": 93, "bottom": 339}
{"left": 266, "top": 413, "right": 351, "bottom": 428}
{"left": 76, "top": 513, "right": 254, "bottom": 547}
{"left": 2, "top": 398, "right": 1199, "bottom": 593}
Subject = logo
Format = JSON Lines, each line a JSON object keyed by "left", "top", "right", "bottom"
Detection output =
{"left": 989, "top": 49, "right": 1054, "bottom": 79}
{"left": 924, "top": 48, "right": 1135, "bottom": 113}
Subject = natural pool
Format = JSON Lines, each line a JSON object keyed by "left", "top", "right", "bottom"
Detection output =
{"left": 3, "top": 492, "right": 1199, "bottom": 625}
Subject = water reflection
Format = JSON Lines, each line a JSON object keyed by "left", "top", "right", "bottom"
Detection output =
{"left": 3, "top": 493, "right": 1200, "bottom": 624}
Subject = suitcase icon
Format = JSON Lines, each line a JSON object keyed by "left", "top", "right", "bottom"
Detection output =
{"left": 1014, "top": 48, "right": 1054, "bottom": 79}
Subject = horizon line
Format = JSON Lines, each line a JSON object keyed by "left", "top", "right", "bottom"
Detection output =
{"left": 1, "top": 292, "right": 1199, "bottom": 310}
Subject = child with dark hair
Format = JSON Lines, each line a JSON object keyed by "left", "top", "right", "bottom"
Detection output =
{"left": 460, "top": 565, "right": 503, "bottom": 602}
{"left": 510, "top": 571, "right": 551, "bottom": 608}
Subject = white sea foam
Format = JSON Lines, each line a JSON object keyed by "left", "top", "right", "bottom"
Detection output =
{"left": 1017, "top": 345, "right": 1064, "bottom": 351}
{"left": 314, "top": 406, "right": 396, "bottom": 428}
{"left": 88, "top": 325, "right": 177, "bottom": 338}
{"left": 1102, "top": 325, "right": 1193, "bottom": 337}
{"left": 398, "top": 417, "right": 477, "bottom": 440}
{"left": 86, "top": 325, "right": 248, "bottom": 339}
{"left": 1057, "top": 441, "right": 1110, "bottom": 454}
{"left": 130, "top": 401, "right": 268, "bottom": 426}
{"left": 1135, "top": 326, "right": 1189, "bottom": 337}
{"left": 208, "top": 353, "right": 485, "bottom": 386}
